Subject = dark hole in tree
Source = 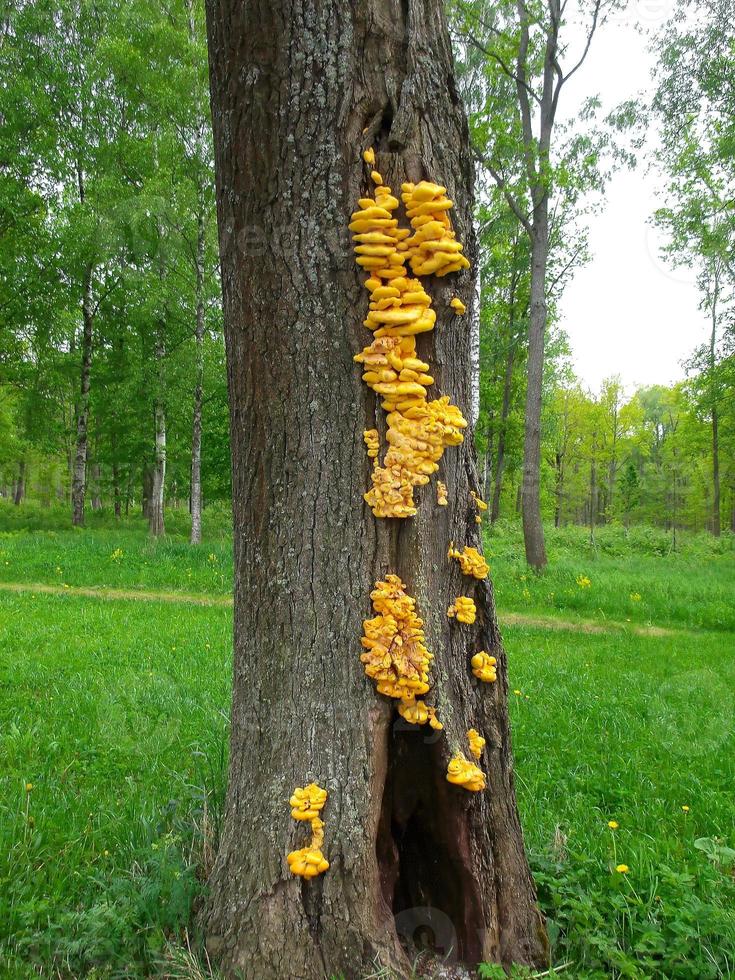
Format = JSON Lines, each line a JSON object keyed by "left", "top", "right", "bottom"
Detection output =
{"left": 376, "top": 718, "right": 485, "bottom": 964}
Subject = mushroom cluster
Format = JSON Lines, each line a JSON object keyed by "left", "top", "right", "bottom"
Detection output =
{"left": 361, "top": 575, "right": 440, "bottom": 724}
{"left": 467, "top": 728, "right": 486, "bottom": 759}
{"left": 446, "top": 752, "right": 486, "bottom": 792}
{"left": 287, "top": 783, "right": 329, "bottom": 879}
{"left": 471, "top": 651, "right": 497, "bottom": 683}
{"left": 447, "top": 543, "right": 489, "bottom": 580}
{"left": 401, "top": 181, "right": 471, "bottom": 278}
{"left": 447, "top": 596, "right": 477, "bottom": 625}
{"left": 436, "top": 480, "right": 448, "bottom": 506}
{"left": 351, "top": 156, "right": 469, "bottom": 518}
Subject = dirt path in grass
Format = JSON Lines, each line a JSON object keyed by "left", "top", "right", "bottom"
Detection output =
{"left": 0, "top": 579, "right": 679, "bottom": 636}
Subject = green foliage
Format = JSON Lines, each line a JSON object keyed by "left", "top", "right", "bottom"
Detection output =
{"left": 0, "top": 0, "right": 229, "bottom": 518}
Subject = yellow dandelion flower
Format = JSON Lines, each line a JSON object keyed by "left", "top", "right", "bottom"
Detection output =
{"left": 608, "top": 820, "right": 619, "bottom": 830}
{"left": 25, "top": 782, "right": 33, "bottom": 792}
{"left": 513, "top": 689, "right": 521, "bottom": 696}
{"left": 615, "top": 864, "right": 629, "bottom": 874}
{"left": 576, "top": 575, "right": 591, "bottom": 589}
{"left": 682, "top": 805, "right": 690, "bottom": 813}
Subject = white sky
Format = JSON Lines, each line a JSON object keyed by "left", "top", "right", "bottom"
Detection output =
{"left": 555, "top": 0, "right": 709, "bottom": 393}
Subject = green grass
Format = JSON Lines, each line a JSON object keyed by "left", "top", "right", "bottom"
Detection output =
{"left": 1, "top": 505, "right": 734, "bottom": 978}
{"left": 487, "top": 520, "right": 735, "bottom": 632}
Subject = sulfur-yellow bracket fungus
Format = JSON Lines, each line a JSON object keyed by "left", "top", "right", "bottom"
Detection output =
{"left": 351, "top": 154, "right": 470, "bottom": 518}
{"left": 287, "top": 783, "right": 329, "bottom": 879}
{"left": 471, "top": 651, "right": 497, "bottom": 683}
{"left": 398, "top": 698, "right": 443, "bottom": 730}
{"left": 446, "top": 752, "right": 486, "bottom": 792}
{"left": 436, "top": 480, "right": 448, "bottom": 506}
{"left": 448, "top": 542, "right": 489, "bottom": 580}
{"left": 450, "top": 297, "right": 466, "bottom": 315}
{"left": 467, "top": 728, "right": 486, "bottom": 759}
{"left": 363, "top": 428, "right": 379, "bottom": 459}
{"left": 361, "top": 574, "right": 441, "bottom": 727}
{"left": 447, "top": 596, "right": 476, "bottom": 625}
{"left": 470, "top": 490, "right": 488, "bottom": 525}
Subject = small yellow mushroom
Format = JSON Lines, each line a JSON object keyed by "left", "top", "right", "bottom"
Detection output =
{"left": 371, "top": 169, "right": 383, "bottom": 185}
{"left": 447, "top": 543, "right": 489, "bottom": 580}
{"left": 437, "top": 481, "right": 448, "bottom": 506}
{"left": 446, "top": 753, "right": 486, "bottom": 792}
{"left": 471, "top": 651, "right": 497, "bottom": 683}
{"left": 287, "top": 783, "right": 329, "bottom": 879}
{"left": 363, "top": 147, "right": 375, "bottom": 165}
{"left": 363, "top": 429, "right": 380, "bottom": 459}
{"left": 470, "top": 490, "right": 488, "bottom": 511}
{"left": 287, "top": 846, "right": 330, "bottom": 878}
{"left": 450, "top": 297, "right": 466, "bottom": 315}
{"left": 289, "top": 783, "right": 328, "bottom": 821}
{"left": 398, "top": 698, "right": 443, "bottom": 730}
{"left": 447, "top": 596, "right": 476, "bottom": 625}
{"left": 467, "top": 728, "right": 486, "bottom": 759}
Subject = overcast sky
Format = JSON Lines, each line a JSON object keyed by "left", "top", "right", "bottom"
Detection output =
{"left": 555, "top": 0, "right": 708, "bottom": 394}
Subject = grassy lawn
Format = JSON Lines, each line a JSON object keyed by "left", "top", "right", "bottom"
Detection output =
{"left": 1, "top": 504, "right": 734, "bottom": 978}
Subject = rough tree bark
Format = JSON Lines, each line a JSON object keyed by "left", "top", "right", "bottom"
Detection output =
{"left": 190, "top": 205, "right": 206, "bottom": 545}
{"left": 204, "top": 1, "right": 546, "bottom": 976}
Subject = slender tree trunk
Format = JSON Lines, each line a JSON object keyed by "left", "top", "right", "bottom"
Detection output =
{"left": 203, "top": 1, "right": 545, "bottom": 976}
{"left": 142, "top": 465, "right": 153, "bottom": 519}
{"left": 91, "top": 461, "right": 102, "bottom": 511}
{"left": 71, "top": 265, "right": 94, "bottom": 526}
{"left": 521, "top": 218, "right": 548, "bottom": 568}
{"left": 709, "top": 287, "right": 721, "bottom": 537}
{"left": 190, "top": 207, "right": 206, "bottom": 545}
{"left": 150, "top": 392, "right": 166, "bottom": 536}
{"left": 13, "top": 461, "right": 26, "bottom": 505}
{"left": 554, "top": 451, "right": 563, "bottom": 527}
{"left": 491, "top": 329, "right": 516, "bottom": 523}
{"left": 589, "top": 433, "right": 597, "bottom": 547}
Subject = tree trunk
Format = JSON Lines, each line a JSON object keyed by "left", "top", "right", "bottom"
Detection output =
{"left": 521, "top": 219, "right": 548, "bottom": 568}
{"left": 90, "top": 462, "right": 102, "bottom": 511}
{"left": 149, "top": 394, "right": 166, "bottom": 537}
{"left": 491, "top": 329, "right": 516, "bottom": 524}
{"left": 190, "top": 206, "right": 206, "bottom": 545}
{"left": 142, "top": 464, "right": 153, "bottom": 519}
{"left": 71, "top": 265, "right": 94, "bottom": 526}
{"left": 709, "top": 288, "right": 721, "bottom": 537}
{"left": 203, "top": 1, "right": 545, "bottom": 977}
{"left": 554, "top": 451, "right": 563, "bottom": 528}
{"left": 13, "top": 460, "right": 26, "bottom": 505}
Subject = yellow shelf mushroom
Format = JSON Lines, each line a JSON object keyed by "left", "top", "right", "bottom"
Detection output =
{"left": 436, "top": 480, "right": 448, "bottom": 506}
{"left": 398, "top": 698, "right": 443, "bottom": 730}
{"left": 467, "top": 728, "right": 486, "bottom": 759}
{"left": 363, "top": 428, "right": 379, "bottom": 459}
{"left": 361, "top": 575, "right": 435, "bottom": 702}
{"left": 450, "top": 297, "right": 466, "bottom": 315}
{"left": 447, "top": 543, "right": 489, "bottom": 580}
{"left": 471, "top": 651, "right": 497, "bottom": 683}
{"left": 446, "top": 753, "right": 486, "bottom": 792}
{"left": 351, "top": 155, "right": 470, "bottom": 518}
{"left": 447, "top": 596, "right": 476, "bottom": 625}
{"left": 287, "top": 783, "right": 329, "bottom": 879}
